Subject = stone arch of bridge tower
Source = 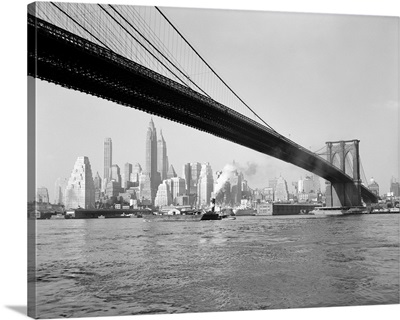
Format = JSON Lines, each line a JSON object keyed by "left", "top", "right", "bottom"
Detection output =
{"left": 326, "top": 140, "right": 360, "bottom": 181}
{"left": 344, "top": 150, "right": 354, "bottom": 178}
{"left": 325, "top": 140, "right": 362, "bottom": 207}
{"left": 331, "top": 152, "right": 341, "bottom": 170}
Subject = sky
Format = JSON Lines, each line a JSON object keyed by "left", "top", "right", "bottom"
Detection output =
{"left": 32, "top": 2, "right": 399, "bottom": 202}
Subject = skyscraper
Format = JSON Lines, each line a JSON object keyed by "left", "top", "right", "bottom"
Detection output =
{"left": 197, "top": 162, "right": 214, "bottom": 208}
{"left": 154, "top": 180, "right": 172, "bottom": 207}
{"left": 146, "top": 119, "right": 157, "bottom": 177}
{"left": 36, "top": 187, "right": 49, "bottom": 203}
{"left": 145, "top": 119, "right": 161, "bottom": 202}
{"left": 183, "top": 163, "right": 191, "bottom": 194}
{"left": 54, "top": 177, "right": 67, "bottom": 205}
{"left": 93, "top": 172, "right": 102, "bottom": 202}
{"left": 103, "top": 137, "right": 112, "bottom": 190}
{"left": 230, "top": 170, "right": 243, "bottom": 206}
{"left": 123, "top": 162, "right": 133, "bottom": 189}
{"left": 139, "top": 172, "right": 152, "bottom": 202}
{"left": 190, "top": 162, "right": 202, "bottom": 194}
{"left": 390, "top": 177, "right": 399, "bottom": 197}
{"left": 274, "top": 176, "right": 289, "bottom": 202}
{"left": 368, "top": 178, "right": 379, "bottom": 196}
{"left": 130, "top": 163, "right": 142, "bottom": 184}
{"left": 170, "top": 177, "right": 186, "bottom": 203}
{"left": 157, "top": 130, "right": 168, "bottom": 181}
{"left": 110, "top": 164, "right": 122, "bottom": 186}
{"left": 65, "top": 156, "right": 95, "bottom": 209}
{"left": 182, "top": 162, "right": 202, "bottom": 195}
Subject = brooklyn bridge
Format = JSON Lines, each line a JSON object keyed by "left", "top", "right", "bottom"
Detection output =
{"left": 27, "top": 3, "right": 379, "bottom": 207}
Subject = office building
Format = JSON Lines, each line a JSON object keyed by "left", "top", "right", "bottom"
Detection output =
{"left": 139, "top": 172, "right": 152, "bottom": 203}
{"left": 103, "top": 138, "right": 112, "bottom": 188}
{"left": 105, "top": 180, "right": 122, "bottom": 199}
{"left": 157, "top": 130, "right": 168, "bottom": 181}
{"left": 230, "top": 170, "right": 243, "bottom": 206}
{"left": 93, "top": 172, "right": 102, "bottom": 202}
{"left": 170, "top": 177, "right": 186, "bottom": 203}
{"left": 368, "top": 178, "right": 379, "bottom": 196}
{"left": 274, "top": 176, "right": 289, "bottom": 202}
{"left": 110, "top": 164, "right": 122, "bottom": 186}
{"left": 64, "top": 156, "right": 95, "bottom": 209}
{"left": 36, "top": 187, "right": 49, "bottom": 203}
{"left": 190, "top": 162, "right": 202, "bottom": 194}
{"left": 197, "top": 162, "right": 214, "bottom": 208}
{"left": 154, "top": 180, "right": 173, "bottom": 207}
{"left": 131, "top": 163, "right": 142, "bottom": 184}
{"left": 123, "top": 162, "right": 133, "bottom": 189}
{"left": 390, "top": 177, "right": 400, "bottom": 197}
{"left": 145, "top": 119, "right": 161, "bottom": 202}
{"left": 183, "top": 163, "right": 192, "bottom": 195}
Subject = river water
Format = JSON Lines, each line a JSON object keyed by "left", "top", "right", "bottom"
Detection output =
{"left": 31, "top": 214, "right": 399, "bottom": 318}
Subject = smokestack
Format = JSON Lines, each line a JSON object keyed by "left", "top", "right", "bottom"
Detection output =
{"left": 211, "top": 198, "right": 216, "bottom": 213}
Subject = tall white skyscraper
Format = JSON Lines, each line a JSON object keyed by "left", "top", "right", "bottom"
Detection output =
{"left": 123, "top": 162, "right": 133, "bottom": 188}
{"left": 145, "top": 119, "right": 161, "bottom": 202}
{"left": 103, "top": 137, "right": 112, "bottom": 191}
{"left": 274, "top": 176, "right": 289, "bottom": 202}
{"left": 154, "top": 180, "right": 172, "bottom": 207}
{"left": 197, "top": 163, "right": 214, "bottom": 208}
{"left": 170, "top": 177, "right": 186, "bottom": 203}
{"left": 64, "top": 156, "right": 95, "bottom": 209}
{"left": 157, "top": 130, "right": 168, "bottom": 181}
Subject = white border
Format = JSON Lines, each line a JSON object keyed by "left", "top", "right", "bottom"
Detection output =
{"left": 1, "top": 1, "right": 399, "bottom": 320}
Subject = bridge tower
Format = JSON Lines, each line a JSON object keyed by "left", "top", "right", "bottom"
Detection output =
{"left": 325, "top": 140, "right": 362, "bottom": 207}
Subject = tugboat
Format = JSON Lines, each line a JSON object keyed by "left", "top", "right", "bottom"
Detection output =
{"left": 201, "top": 198, "right": 222, "bottom": 221}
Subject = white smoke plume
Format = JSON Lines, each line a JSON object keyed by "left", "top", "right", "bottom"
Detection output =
{"left": 238, "top": 161, "right": 258, "bottom": 176}
{"left": 214, "top": 161, "right": 260, "bottom": 196}
{"left": 214, "top": 163, "right": 237, "bottom": 196}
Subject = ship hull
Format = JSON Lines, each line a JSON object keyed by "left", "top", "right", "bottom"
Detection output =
{"left": 311, "top": 207, "right": 367, "bottom": 216}
{"left": 143, "top": 214, "right": 203, "bottom": 222}
{"left": 200, "top": 213, "right": 222, "bottom": 220}
{"left": 234, "top": 209, "right": 257, "bottom": 216}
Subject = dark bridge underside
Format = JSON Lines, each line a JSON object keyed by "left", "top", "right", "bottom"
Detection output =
{"left": 28, "top": 14, "right": 378, "bottom": 203}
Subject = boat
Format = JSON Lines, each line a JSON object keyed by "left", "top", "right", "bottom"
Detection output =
{"left": 143, "top": 212, "right": 204, "bottom": 222}
{"left": 50, "top": 213, "right": 65, "bottom": 219}
{"left": 233, "top": 199, "right": 256, "bottom": 216}
{"left": 310, "top": 206, "right": 367, "bottom": 216}
{"left": 200, "top": 211, "right": 222, "bottom": 220}
{"left": 98, "top": 215, "right": 105, "bottom": 219}
{"left": 200, "top": 198, "right": 223, "bottom": 220}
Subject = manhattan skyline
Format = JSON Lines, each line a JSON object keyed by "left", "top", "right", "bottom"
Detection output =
{"left": 34, "top": 4, "right": 398, "bottom": 203}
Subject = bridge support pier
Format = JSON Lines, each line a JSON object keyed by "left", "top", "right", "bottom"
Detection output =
{"left": 325, "top": 180, "right": 362, "bottom": 207}
{"left": 325, "top": 140, "right": 362, "bottom": 207}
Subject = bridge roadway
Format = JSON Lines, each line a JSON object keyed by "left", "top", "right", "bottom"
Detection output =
{"left": 27, "top": 14, "right": 378, "bottom": 203}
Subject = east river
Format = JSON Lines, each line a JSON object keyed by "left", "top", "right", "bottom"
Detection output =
{"left": 31, "top": 214, "right": 399, "bottom": 318}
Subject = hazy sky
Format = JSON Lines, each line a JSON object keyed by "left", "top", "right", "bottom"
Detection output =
{"left": 34, "top": 3, "right": 399, "bottom": 202}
